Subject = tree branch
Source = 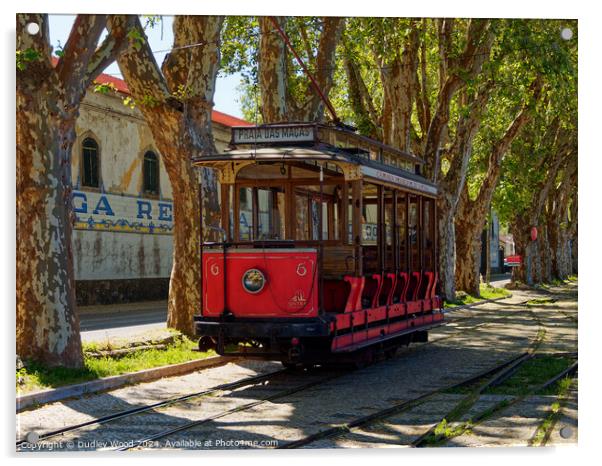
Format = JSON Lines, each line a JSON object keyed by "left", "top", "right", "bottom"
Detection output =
{"left": 109, "top": 15, "right": 173, "bottom": 104}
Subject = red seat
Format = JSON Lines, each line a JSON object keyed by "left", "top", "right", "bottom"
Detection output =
{"left": 343, "top": 276, "right": 365, "bottom": 312}
{"left": 420, "top": 271, "right": 435, "bottom": 312}
{"left": 379, "top": 273, "right": 397, "bottom": 306}
{"left": 323, "top": 279, "right": 351, "bottom": 313}
{"left": 362, "top": 274, "right": 383, "bottom": 309}
{"left": 396, "top": 272, "right": 410, "bottom": 303}
{"left": 406, "top": 271, "right": 422, "bottom": 314}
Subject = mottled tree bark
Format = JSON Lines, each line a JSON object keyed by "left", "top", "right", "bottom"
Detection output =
{"left": 16, "top": 14, "right": 132, "bottom": 367}
{"left": 378, "top": 23, "right": 419, "bottom": 151}
{"left": 422, "top": 19, "right": 493, "bottom": 300}
{"left": 546, "top": 155, "right": 577, "bottom": 280}
{"left": 437, "top": 83, "right": 493, "bottom": 298}
{"left": 258, "top": 16, "right": 344, "bottom": 123}
{"left": 112, "top": 15, "right": 223, "bottom": 335}
{"left": 258, "top": 17, "right": 288, "bottom": 122}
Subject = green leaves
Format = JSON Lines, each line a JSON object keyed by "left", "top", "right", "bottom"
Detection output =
{"left": 16, "top": 48, "right": 41, "bottom": 71}
{"left": 93, "top": 82, "right": 117, "bottom": 95}
{"left": 126, "top": 28, "right": 145, "bottom": 51}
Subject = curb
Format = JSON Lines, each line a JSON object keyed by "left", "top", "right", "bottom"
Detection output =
{"left": 442, "top": 294, "right": 513, "bottom": 314}
{"left": 16, "top": 355, "right": 236, "bottom": 413}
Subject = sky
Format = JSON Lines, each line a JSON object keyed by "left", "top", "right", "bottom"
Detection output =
{"left": 48, "top": 14, "right": 245, "bottom": 118}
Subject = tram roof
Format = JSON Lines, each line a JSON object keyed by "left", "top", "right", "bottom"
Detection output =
{"left": 191, "top": 123, "right": 438, "bottom": 195}
{"left": 192, "top": 146, "right": 352, "bottom": 163}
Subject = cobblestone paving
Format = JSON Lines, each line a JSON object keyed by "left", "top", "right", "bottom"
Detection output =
{"left": 16, "top": 283, "right": 577, "bottom": 451}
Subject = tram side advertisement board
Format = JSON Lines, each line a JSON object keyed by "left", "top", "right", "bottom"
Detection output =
{"left": 232, "top": 124, "right": 315, "bottom": 145}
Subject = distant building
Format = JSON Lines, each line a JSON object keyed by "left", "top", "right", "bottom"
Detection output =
{"left": 71, "top": 73, "right": 249, "bottom": 305}
{"left": 480, "top": 211, "right": 504, "bottom": 275}
{"left": 499, "top": 233, "right": 515, "bottom": 257}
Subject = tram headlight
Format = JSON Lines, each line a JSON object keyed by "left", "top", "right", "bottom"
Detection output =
{"left": 242, "top": 268, "right": 266, "bottom": 294}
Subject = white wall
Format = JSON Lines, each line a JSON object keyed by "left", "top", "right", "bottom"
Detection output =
{"left": 71, "top": 90, "right": 232, "bottom": 282}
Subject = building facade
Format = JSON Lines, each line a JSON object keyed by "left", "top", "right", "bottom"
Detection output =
{"left": 71, "top": 74, "right": 248, "bottom": 305}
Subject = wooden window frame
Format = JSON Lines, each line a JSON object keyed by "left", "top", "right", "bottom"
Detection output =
{"left": 81, "top": 136, "right": 100, "bottom": 190}
{"left": 143, "top": 150, "right": 160, "bottom": 197}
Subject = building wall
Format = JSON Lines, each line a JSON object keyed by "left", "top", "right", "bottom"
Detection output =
{"left": 72, "top": 90, "right": 233, "bottom": 304}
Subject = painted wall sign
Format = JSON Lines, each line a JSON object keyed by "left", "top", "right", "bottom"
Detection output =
{"left": 72, "top": 190, "right": 174, "bottom": 235}
{"left": 232, "top": 125, "right": 315, "bottom": 144}
{"left": 361, "top": 166, "right": 438, "bottom": 195}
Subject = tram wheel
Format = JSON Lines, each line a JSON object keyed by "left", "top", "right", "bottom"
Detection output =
{"left": 198, "top": 336, "right": 216, "bottom": 352}
{"left": 281, "top": 361, "right": 310, "bottom": 371}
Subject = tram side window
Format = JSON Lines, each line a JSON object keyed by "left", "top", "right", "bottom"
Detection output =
{"left": 361, "top": 183, "right": 379, "bottom": 273}
{"left": 295, "top": 193, "right": 310, "bottom": 240}
{"left": 423, "top": 198, "right": 435, "bottom": 270}
{"left": 397, "top": 194, "right": 407, "bottom": 272}
{"left": 384, "top": 188, "right": 395, "bottom": 272}
{"left": 409, "top": 196, "right": 419, "bottom": 271}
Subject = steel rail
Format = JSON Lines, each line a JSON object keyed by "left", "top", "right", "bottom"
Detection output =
{"left": 16, "top": 367, "right": 288, "bottom": 449}
{"left": 409, "top": 307, "right": 549, "bottom": 447}
{"left": 281, "top": 305, "right": 573, "bottom": 449}
{"left": 278, "top": 351, "right": 531, "bottom": 449}
{"left": 116, "top": 370, "right": 348, "bottom": 451}
{"left": 412, "top": 360, "right": 578, "bottom": 448}
{"left": 16, "top": 303, "right": 512, "bottom": 450}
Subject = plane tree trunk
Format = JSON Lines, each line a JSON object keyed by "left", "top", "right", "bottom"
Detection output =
{"left": 510, "top": 140, "right": 569, "bottom": 285}
{"left": 16, "top": 14, "right": 132, "bottom": 368}
{"left": 455, "top": 77, "right": 543, "bottom": 295}
{"left": 111, "top": 15, "right": 223, "bottom": 335}
{"left": 258, "top": 16, "right": 344, "bottom": 123}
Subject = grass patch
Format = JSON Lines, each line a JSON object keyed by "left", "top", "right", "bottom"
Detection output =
{"left": 530, "top": 377, "right": 575, "bottom": 446}
{"left": 444, "top": 284, "right": 510, "bottom": 308}
{"left": 422, "top": 419, "right": 474, "bottom": 445}
{"left": 567, "top": 275, "right": 578, "bottom": 282}
{"left": 526, "top": 297, "right": 557, "bottom": 306}
{"left": 485, "top": 356, "right": 572, "bottom": 396}
{"left": 17, "top": 335, "right": 215, "bottom": 394}
{"left": 479, "top": 284, "right": 511, "bottom": 300}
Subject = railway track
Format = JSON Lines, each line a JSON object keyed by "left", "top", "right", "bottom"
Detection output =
{"left": 16, "top": 297, "right": 512, "bottom": 448}
{"left": 15, "top": 309, "right": 509, "bottom": 451}
{"left": 279, "top": 307, "right": 576, "bottom": 449}
{"left": 16, "top": 367, "right": 290, "bottom": 449}
{"left": 18, "top": 292, "right": 574, "bottom": 451}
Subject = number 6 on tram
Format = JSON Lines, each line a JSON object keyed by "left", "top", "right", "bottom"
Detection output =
{"left": 193, "top": 123, "right": 443, "bottom": 367}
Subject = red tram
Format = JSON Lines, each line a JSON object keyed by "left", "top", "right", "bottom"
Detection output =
{"left": 193, "top": 122, "right": 443, "bottom": 367}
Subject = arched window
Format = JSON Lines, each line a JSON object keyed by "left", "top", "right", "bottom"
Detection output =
{"left": 81, "top": 137, "right": 99, "bottom": 188}
{"left": 143, "top": 151, "right": 159, "bottom": 195}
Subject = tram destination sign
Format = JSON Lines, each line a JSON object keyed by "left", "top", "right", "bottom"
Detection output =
{"left": 232, "top": 125, "right": 315, "bottom": 145}
{"left": 361, "top": 166, "right": 438, "bottom": 195}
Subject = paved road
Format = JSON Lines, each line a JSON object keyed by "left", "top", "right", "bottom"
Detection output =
{"left": 489, "top": 273, "right": 512, "bottom": 288}
{"left": 79, "top": 302, "right": 167, "bottom": 343}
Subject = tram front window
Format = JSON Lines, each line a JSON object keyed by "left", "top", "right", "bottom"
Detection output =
{"left": 258, "top": 187, "right": 286, "bottom": 240}
{"left": 239, "top": 187, "right": 253, "bottom": 240}
{"left": 238, "top": 186, "right": 286, "bottom": 241}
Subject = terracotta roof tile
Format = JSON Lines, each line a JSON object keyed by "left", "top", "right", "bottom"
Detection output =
{"left": 51, "top": 57, "right": 249, "bottom": 127}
